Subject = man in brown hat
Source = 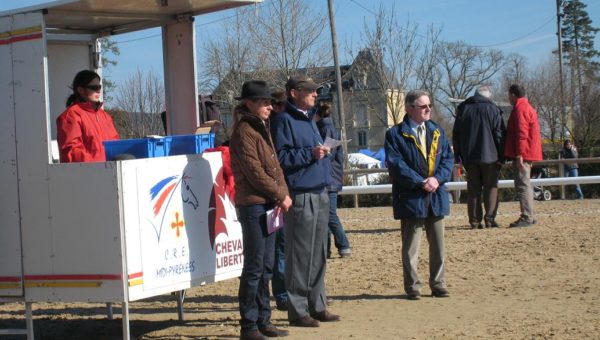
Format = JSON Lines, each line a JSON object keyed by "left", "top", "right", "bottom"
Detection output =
{"left": 270, "top": 74, "right": 340, "bottom": 327}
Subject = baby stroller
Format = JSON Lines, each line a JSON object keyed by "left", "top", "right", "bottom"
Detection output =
{"left": 531, "top": 167, "right": 551, "bottom": 201}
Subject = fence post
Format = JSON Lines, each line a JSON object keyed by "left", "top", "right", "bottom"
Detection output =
{"left": 452, "top": 164, "right": 461, "bottom": 203}
{"left": 353, "top": 172, "right": 359, "bottom": 208}
{"left": 558, "top": 157, "right": 565, "bottom": 199}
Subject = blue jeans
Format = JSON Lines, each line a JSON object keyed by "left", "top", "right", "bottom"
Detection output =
{"left": 237, "top": 204, "right": 275, "bottom": 331}
{"left": 327, "top": 191, "right": 350, "bottom": 255}
{"left": 271, "top": 227, "right": 287, "bottom": 306}
{"left": 566, "top": 168, "right": 584, "bottom": 199}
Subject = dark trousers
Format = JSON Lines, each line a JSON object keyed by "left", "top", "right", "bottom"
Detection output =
{"left": 271, "top": 227, "right": 287, "bottom": 306}
{"left": 327, "top": 191, "right": 350, "bottom": 255}
{"left": 238, "top": 204, "right": 275, "bottom": 331}
{"left": 464, "top": 162, "right": 500, "bottom": 223}
{"left": 285, "top": 191, "right": 329, "bottom": 321}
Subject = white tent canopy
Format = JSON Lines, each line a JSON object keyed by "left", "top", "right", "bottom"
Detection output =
{"left": 348, "top": 153, "right": 381, "bottom": 169}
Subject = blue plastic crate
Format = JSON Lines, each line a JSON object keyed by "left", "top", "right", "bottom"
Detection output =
{"left": 103, "top": 137, "right": 171, "bottom": 161}
{"left": 167, "top": 133, "right": 215, "bottom": 156}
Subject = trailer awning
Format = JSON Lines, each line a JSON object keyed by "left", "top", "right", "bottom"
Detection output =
{"left": 0, "top": 0, "right": 260, "bottom": 35}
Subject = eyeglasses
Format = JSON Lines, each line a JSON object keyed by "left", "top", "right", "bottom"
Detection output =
{"left": 296, "top": 88, "right": 317, "bottom": 93}
{"left": 85, "top": 85, "right": 102, "bottom": 91}
{"left": 411, "top": 104, "right": 433, "bottom": 109}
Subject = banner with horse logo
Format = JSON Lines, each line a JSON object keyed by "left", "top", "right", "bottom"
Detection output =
{"left": 135, "top": 152, "right": 243, "bottom": 291}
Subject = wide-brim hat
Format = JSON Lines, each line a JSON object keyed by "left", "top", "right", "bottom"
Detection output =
{"left": 235, "top": 80, "right": 274, "bottom": 100}
{"left": 286, "top": 74, "right": 320, "bottom": 92}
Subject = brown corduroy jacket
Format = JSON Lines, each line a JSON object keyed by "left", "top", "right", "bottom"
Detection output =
{"left": 229, "top": 108, "right": 289, "bottom": 206}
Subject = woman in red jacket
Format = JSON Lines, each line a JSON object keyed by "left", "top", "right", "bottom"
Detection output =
{"left": 57, "top": 70, "right": 119, "bottom": 162}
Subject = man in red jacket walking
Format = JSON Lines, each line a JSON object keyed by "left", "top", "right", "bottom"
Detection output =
{"left": 504, "top": 84, "right": 543, "bottom": 228}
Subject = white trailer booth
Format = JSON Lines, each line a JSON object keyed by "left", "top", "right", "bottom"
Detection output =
{"left": 0, "top": 1, "right": 257, "bottom": 338}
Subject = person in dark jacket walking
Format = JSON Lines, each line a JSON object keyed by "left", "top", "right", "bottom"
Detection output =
{"left": 271, "top": 74, "right": 340, "bottom": 327}
{"left": 385, "top": 90, "right": 454, "bottom": 300}
{"left": 560, "top": 140, "right": 584, "bottom": 199}
{"left": 452, "top": 86, "right": 506, "bottom": 229}
{"left": 230, "top": 80, "right": 292, "bottom": 340}
{"left": 314, "top": 102, "right": 352, "bottom": 258}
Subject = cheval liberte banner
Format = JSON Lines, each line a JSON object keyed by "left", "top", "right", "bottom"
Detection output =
{"left": 136, "top": 152, "right": 243, "bottom": 290}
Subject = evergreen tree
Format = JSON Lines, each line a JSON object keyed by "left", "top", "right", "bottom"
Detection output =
{"left": 560, "top": 0, "right": 600, "bottom": 155}
{"left": 561, "top": 0, "right": 599, "bottom": 70}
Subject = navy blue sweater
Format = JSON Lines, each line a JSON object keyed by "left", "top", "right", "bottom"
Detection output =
{"left": 270, "top": 102, "right": 331, "bottom": 193}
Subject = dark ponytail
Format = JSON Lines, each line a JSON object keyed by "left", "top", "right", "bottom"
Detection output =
{"left": 66, "top": 70, "right": 101, "bottom": 107}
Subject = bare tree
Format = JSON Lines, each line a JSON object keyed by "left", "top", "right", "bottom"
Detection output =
{"left": 198, "top": 8, "right": 257, "bottom": 95}
{"left": 350, "top": 4, "right": 421, "bottom": 126}
{"left": 247, "top": 0, "right": 330, "bottom": 82}
{"left": 436, "top": 41, "right": 505, "bottom": 117}
{"left": 198, "top": 8, "right": 262, "bottom": 135}
{"left": 415, "top": 25, "right": 443, "bottom": 100}
{"left": 199, "top": 0, "right": 330, "bottom": 136}
{"left": 502, "top": 54, "right": 600, "bottom": 156}
{"left": 111, "top": 69, "right": 165, "bottom": 138}
{"left": 572, "top": 75, "right": 600, "bottom": 154}
{"left": 526, "top": 59, "right": 564, "bottom": 153}
{"left": 500, "top": 53, "right": 528, "bottom": 91}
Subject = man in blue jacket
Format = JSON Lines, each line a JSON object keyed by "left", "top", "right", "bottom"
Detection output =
{"left": 271, "top": 74, "right": 339, "bottom": 327}
{"left": 385, "top": 90, "right": 454, "bottom": 300}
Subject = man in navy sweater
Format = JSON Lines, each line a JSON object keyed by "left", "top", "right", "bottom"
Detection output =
{"left": 271, "top": 75, "right": 340, "bottom": 327}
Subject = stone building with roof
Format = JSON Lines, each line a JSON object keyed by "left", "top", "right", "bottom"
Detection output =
{"left": 211, "top": 49, "right": 404, "bottom": 153}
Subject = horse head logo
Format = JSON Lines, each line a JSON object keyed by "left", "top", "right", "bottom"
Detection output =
{"left": 181, "top": 175, "right": 198, "bottom": 209}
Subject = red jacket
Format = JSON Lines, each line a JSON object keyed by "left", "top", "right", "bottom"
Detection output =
{"left": 57, "top": 102, "right": 119, "bottom": 163}
{"left": 504, "top": 97, "right": 543, "bottom": 161}
{"left": 205, "top": 146, "right": 236, "bottom": 201}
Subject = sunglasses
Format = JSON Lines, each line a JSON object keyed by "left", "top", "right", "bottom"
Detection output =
{"left": 296, "top": 87, "right": 317, "bottom": 93}
{"left": 411, "top": 104, "right": 433, "bottom": 109}
{"left": 85, "top": 85, "right": 102, "bottom": 91}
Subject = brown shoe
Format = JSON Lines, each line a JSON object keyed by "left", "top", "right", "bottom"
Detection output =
{"left": 259, "top": 325, "right": 289, "bottom": 337}
{"left": 431, "top": 287, "right": 450, "bottom": 298}
{"left": 310, "top": 310, "right": 340, "bottom": 322}
{"left": 407, "top": 290, "right": 421, "bottom": 300}
{"left": 289, "top": 315, "right": 320, "bottom": 327}
{"left": 240, "top": 328, "right": 267, "bottom": 340}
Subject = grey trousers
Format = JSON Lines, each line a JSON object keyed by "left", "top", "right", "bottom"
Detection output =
{"left": 401, "top": 217, "right": 446, "bottom": 294}
{"left": 465, "top": 162, "right": 500, "bottom": 223}
{"left": 513, "top": 161, "right": 536, "bottom": 221}
{"left": 285, "top": 191, "right": 329, "bottom": 321}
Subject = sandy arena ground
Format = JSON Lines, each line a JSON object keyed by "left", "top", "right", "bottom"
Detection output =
{"left": 0, "top": 199, "right": 599, "bottom": 339}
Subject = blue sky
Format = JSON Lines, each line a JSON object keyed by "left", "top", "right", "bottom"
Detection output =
{"left": 2, "top": 0, "right": 599, "bottom": 90}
